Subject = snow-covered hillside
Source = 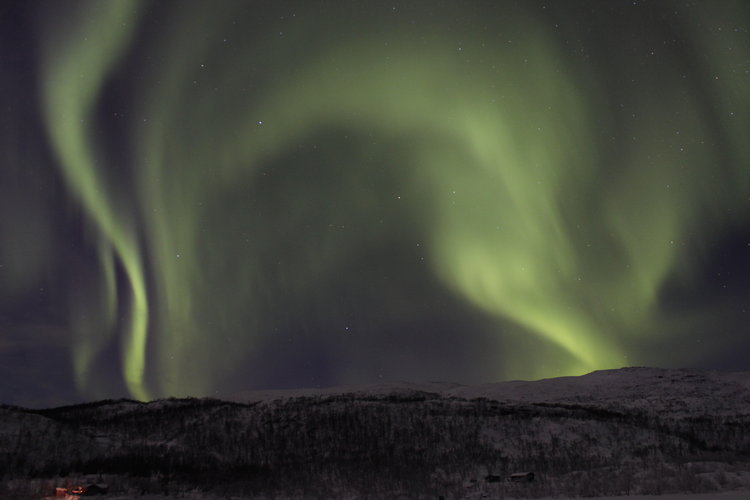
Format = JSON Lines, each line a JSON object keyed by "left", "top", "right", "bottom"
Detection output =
{"left": 3, "top": 367, "right": 750, "bottom": 499}
{"left": 230, "top": 367, "right": 750, "bottom": 417}
{"left": 452, "top": 367, "right": 750, "bottom": 415}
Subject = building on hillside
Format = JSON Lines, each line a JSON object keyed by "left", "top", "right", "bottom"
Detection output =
{"left": 508, "top": 471, "right": 535, "bottom": 482}
{"left": 68, "top": 483, "right": 109, "bottom": 496}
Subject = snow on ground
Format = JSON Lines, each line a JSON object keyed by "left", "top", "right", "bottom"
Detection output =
{"left": 45, "top": 492, "right": 750, "bottom": 499}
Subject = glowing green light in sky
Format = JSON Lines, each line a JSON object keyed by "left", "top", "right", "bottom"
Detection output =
{"left": 34, "top": 1, "right": 750, "bottom": 399}
{"left": 40, "top": 1, "right": 150, "bottom": 400}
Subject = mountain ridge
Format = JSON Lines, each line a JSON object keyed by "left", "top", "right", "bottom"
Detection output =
{"left": 3, "top": 367, "right": 750, "bottom": 499}
{"left": 227, "top": 366, "right": 750, "bottom": 416}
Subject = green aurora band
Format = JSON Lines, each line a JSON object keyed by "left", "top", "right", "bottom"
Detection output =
{"left": 40, "top": 2, "right": 148, "bottom": 400}
{"left": 35, "top": 1, "right": 749, "bottom": 400}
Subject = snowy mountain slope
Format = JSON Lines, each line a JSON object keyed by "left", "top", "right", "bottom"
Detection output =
{"left": 450, "top": 367, "right": 750, "bottom": 416}
{"left": 2, "top": 367, "right": 750, "bottom": 499}
{"left": 229, "top": 367, "right": 750, "bottom": 416}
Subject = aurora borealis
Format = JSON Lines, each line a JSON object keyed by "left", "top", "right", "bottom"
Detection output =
{"left": 1, "top": 1, "right": 749, "bottom": 407}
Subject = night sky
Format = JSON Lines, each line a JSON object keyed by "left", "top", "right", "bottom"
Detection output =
{"left": 1, "top": 1, "right": 749, "bottom": 407}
